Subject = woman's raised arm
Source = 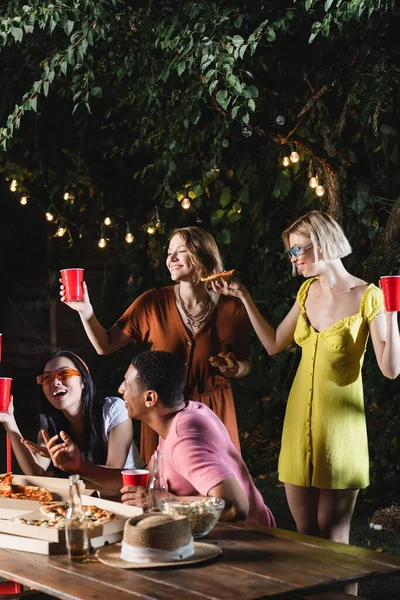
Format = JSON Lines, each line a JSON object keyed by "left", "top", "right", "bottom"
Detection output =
{"left": 61, "top": 281, "right": 130, "bottom": 355}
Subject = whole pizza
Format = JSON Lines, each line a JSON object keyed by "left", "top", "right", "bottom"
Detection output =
{"left": 38, "top": 502, "right": 116, "bottom": 527}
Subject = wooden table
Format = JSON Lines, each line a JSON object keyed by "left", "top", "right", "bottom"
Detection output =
{"left": 0, "top": 521, "right": 400, "bottom": 600}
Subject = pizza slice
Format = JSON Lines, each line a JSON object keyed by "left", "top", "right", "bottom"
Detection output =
{"left": 10, "top": 485, "right": 53, "bottom": 503}
{"left": 0, "top": 472, "right": 13, "bottom": 497}
{"left": 209, "top": 352, "right": 236, "bottom": 369}
{"left": 200, "top": 269, "right": 235, "bottom": 283}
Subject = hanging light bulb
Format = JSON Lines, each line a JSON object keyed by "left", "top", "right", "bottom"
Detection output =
{"left": 56, "top": 226, "right": 66, "bottom": 237}
{"left": 181, "top": 197, "right": 191, "bottom": 210}
{"left": 155, "top": 208, "right": 161, "bottom": 228}
{"left": 10, "top": 179, "right": 18, "bottom": 192}
{"left": 125, "top": 222, "right": 134, "bottom": 243}
{"left": 210, "top": 154, "right": 220, "bottom": 176}
{"left": 104, "top": 216, "right": 112, "bottom": 226}
{"left": 20, "top": 196, "right": 28, "bottom": 206}
{"left": 45, "top": 211, "right": 54, "bottom": 221}
{"left": 315, "top": 184, "right": 325, "bottom": 197}
{"left": 147, "top": 225, "right": 156, "bottom": 235}
{"left": 275, "top": 115, "right": 285, "bottom": 126}
{"left": 241, "top": 126, "right": 252, "bottom": 138}
{"left": 282, "top": 156, "right": 290, "bottom": 167}
{"left": 63, "top": 192, "right": 69, "bottom": 201}
{"left": 98, "top": 237, "right": 107, "bottom": 248}
{"left": 309, "top": 175, "right": 319, "bottom": 188}
{"left": 289, "top": 141, "right": 299, "bottom": 163}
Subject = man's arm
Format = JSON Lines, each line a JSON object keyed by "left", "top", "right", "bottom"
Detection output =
{"left": 208, "top": 476, "right": 249, "bottom": 521}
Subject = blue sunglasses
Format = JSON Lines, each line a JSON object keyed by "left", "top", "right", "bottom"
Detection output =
{"left": 287, "top": 244, "right": 313, "bottom": 259}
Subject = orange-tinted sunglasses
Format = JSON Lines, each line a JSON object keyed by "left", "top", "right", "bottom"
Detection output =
{"left": 36, "top": 368, "right": 81, "bottom": 385}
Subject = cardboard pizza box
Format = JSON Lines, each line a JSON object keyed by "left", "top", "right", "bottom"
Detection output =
{"left": 0, "top": 495, "right": 142, "bottom": 554}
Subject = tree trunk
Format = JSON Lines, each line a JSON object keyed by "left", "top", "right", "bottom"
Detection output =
{"left": 366, "top": 199, "right": 400, "bottom": 282}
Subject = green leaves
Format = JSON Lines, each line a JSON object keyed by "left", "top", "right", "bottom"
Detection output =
{"left": 216, "top": 89, "right": 230, "bottom": 110}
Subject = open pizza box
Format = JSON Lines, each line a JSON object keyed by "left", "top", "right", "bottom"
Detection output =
{"left": 0, "top": 494, "right": 142, "bottom": 555}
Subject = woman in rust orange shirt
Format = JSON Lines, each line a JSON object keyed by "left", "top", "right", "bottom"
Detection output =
{"left": 61, "top": 227, "right": 251, "bottom": 463}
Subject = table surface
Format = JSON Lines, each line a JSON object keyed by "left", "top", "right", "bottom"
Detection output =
{"left": 1, "top": 521, "right": 400, "bottom": 600}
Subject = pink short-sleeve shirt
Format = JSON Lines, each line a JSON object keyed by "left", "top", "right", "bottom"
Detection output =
{"left": 158, "top": 402, "right": 275, "bottom": 526}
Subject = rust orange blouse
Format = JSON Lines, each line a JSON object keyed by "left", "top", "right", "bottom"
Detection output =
{"left": 116, "top": 285, "right": 251, "bottom": 463}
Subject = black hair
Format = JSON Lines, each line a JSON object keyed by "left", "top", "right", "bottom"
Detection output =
{"left": 38, "top": 349, "right": 107, "bottom": 465}
{"left": 131, "top": 351, "right": 186, "bottom": 408}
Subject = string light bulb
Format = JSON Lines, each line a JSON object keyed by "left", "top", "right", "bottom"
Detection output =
{"left": 289, "top": 141, "right": 299, "bottom": 163}
{"left": 147, "top": 225, "right": 156, "bottom": 235}
{"left": 181, "top": 196, "right": 191, "bottom": 210}
{"left": 309, "top": 175, "right": 319, "bottom": 188}
{"left": 210, "top": 154, "right": 220, "bottom": 177}
{"left": 56, "top": 226, "right": 66, "bottom": 237}
{"left": 315, "top": 184, "right": 325, "bottom": 197}
{"left": 10, "top": 179, "right": 18, "bottom": 192}
{"left": 155, "top": 208, "right": 161, "bottom": 228}
{"left": 282, "top": 156, "right": 290, "bottom": 167}
{"left": 104, "top": 217, "right": 112, "bottom": 226}
{"left": 125, "top": 222, "right": 134, "bottom": 243}
{"left": 20, "top": 196, "right": 28, "bottom": 205}
{"left": 241, "top": 126, "right": 252, "bottom": 138}
{"left": 45, "top": 211, "right": 54, "bottom": 221}
{"left": 63, "top": 192, "right": 69, "bottom": 201}
{"left": 98, "top": 237, "right": 107, "bottom": 248}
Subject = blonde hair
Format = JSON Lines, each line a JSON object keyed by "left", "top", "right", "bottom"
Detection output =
{"left": 282, "top": 211, "right": 352, "bottom": 275}
{"left": 171, "top": 227, "right": 224, "bottom": 284}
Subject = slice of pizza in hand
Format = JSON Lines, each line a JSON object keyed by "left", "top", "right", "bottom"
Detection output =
{"left": 200, "top": 269, "right": 235, "bottom": 283}
{"left": 209, "top": 352, "right": 236, "bottom": 369}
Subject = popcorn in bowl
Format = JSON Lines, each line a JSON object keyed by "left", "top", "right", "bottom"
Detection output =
{"left": 160, "top": 496, "right": 225, "bottom": 537}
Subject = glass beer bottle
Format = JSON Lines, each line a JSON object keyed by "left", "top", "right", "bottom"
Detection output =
{"left": 148, "top": 450, "right": 167, "bottom": 509}
{"left": 65, "top": 474, "right": 89, "bottom": 562}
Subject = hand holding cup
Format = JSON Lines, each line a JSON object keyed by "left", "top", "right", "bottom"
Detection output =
{"left": 0, "top": 378, "right": 12, "bottom": 413}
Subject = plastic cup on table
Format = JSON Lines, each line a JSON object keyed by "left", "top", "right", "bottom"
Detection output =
{"left": 380, "top": 276, "right": 400, "bottom": 312}
{"left": 0, "top": 378, "right": 12, "bottom": 412}
{"left": 121, "top": 469, "right": 149, "bottom": 487}
{"left": 60, "top": 268, "right": 84, "bottom": 302}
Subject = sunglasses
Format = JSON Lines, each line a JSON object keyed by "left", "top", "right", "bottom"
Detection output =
{"left": 36, "top": 368, "right": 81, "bottom": 385}
{"left": 287, "top": 244, "right": 313, "bottom": 259}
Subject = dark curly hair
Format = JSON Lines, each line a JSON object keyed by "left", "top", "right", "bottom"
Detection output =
{"left": 38, "top": 349, "right": 107, "bottom": 465}
{"left": 131, "top": 351, "right": 186, "bottom": 408}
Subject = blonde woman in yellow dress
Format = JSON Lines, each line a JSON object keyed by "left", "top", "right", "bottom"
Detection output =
{"left": 213, "top": 211, "right": 399, "bottom": 576}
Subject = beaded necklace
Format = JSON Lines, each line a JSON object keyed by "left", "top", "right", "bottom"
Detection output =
{"left": 177, "top": 285, "right": 213, "bottom": 332}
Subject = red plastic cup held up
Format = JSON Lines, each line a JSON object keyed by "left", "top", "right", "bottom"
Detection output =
{"left": 0, "top": 378, "right": 12, "bottom": 412}
{"left": 380, "top": 276, "right": 400, "bottom": 312}
{"left": 121, "top": 469, "right": 149, "bottom": 487}
{"left": 60, "top": 268, "right": 84, "bottom": 302}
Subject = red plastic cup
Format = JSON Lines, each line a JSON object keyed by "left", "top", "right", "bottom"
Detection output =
{"left": 60, "top": 268, "right": 84, "bottom": 302}
{"left": 0, "top": 378, "right": 12, "bottom": 412}
{"left": 121, "top": 469, "right": 149, "bottom": 487}
{"left": 380, "top": 276, "right": 400, "bottom": 312}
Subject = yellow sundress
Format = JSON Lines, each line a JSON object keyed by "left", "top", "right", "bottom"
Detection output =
{"left": 278, "top": 277, "right": 384, "bottom": 489}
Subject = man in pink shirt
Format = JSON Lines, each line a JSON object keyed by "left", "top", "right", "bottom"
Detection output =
{"left": 120, "top": 351, "right": 275, "bottom": 526}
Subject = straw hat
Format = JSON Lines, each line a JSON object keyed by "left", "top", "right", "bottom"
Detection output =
{"left": 96, "top": 513, "right": 222, "bottom": 569}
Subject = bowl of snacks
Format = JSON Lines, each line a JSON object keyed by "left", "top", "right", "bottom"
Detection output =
{"left": 160, "top": 496, "right": 225, "bottom": 537}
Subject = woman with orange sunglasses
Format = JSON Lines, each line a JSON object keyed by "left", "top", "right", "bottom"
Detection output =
{"left": 0, "top": 349, "right": 143, "bottom": 476}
